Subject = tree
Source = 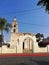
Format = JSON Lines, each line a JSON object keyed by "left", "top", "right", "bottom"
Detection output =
{"left": 0, "top": 17, "right": 12, "bottom": 44}
{"left": 37, "top": 0, "right": 49, "bottom": 13}
{"left": 36, "top": 33, "right": 44, "bottom": 42}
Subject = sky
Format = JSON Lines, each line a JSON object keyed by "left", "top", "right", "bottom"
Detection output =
{"left": 0, "top": 0, "right": 49, "bottom": 42}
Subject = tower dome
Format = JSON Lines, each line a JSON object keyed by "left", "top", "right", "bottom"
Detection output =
{"left": 13, "top": 18, "right": 17, "bottom": 21}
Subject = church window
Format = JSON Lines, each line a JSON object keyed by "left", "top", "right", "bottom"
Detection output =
{"left": 13, "top": 29, "right": 16, "bottom": 32}
{"left": 7, "top": 44, "right": 10, "bottom": 48}
{"left": 23, "top": 42, "right": 24, "bottom": 49}
{"left": 14, "top": 25, "right": 16, "bottom": 27}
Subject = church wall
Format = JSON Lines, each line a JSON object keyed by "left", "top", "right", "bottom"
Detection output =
{"left": 10, "top": 33, "right": 16, "bottom": 47}
{"left": 33, "top": 42, "right": 47, "bottom": 53}
{"left": 2, "top": 45, "right": 7, "bottom": 53}
{"left": 6, "top": 48, "right": 16, "bottom": 53}
{"left": 1, "top": 43, "right": 49, "bottom": 53}
{"left": 17, "top": 37, "right": 23, "bottom": 53}
{"left": 10, "top": 33, "right": 49, "bottom": 53}
{"left": 2, "top": 45, "right": 16, "bottom": 53}
{"left": 24, "top": 39, "right": 29, "bottom": 49}
{"left": 47, "top": 45, "right": 49, "bottom": 53}
{"left": 8, "top": 18, "right": 49, "bottom": 53}
{"left": 16, "top": 35, "right": 36, "bottom": 53}
{"left": 17, "top": 44, "right": 23, "bottom": 53}
{"left": 10, "top": 33, "right": 20, "bottom": 47}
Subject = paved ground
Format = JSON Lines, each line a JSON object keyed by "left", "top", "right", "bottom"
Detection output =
{"left": 0, "top": 56, "right": 49, "bottom": 65}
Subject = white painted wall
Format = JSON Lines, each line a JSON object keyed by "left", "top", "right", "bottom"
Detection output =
{"left": 0, "top": 34, "right": 49, "bottom": 54}
{"left": 33, "top": 42, "right": 48, "bottom": 53}
{"left": 2, "top": 45, "right": 16, "bottom": 53}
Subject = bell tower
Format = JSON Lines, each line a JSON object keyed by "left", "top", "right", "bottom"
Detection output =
{"left": 10, "top": 18, "right": 18, "bottom": 48}
{"left": 11, "top": 18, "right": 18, "bottom": 33}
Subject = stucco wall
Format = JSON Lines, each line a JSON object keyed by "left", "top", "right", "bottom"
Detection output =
{"left": 2, "top": 45, "right": 16, "bottom": 53}
{"left": 16, "top": 34, "right": 49, "bottom": 53}
{"left": 33, "top": 42, "right": 47, "bottom": 53}
{"left": 47, "top": 45, "right": 49, "bottom": 53}
{"left": 0, "top": 44, "right": 49, "bottom": 54}
{"left": 7, "top": 33, "right": 49, "bottom": 53}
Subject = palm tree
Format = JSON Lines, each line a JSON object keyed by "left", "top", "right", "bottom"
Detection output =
{"left": 37, "top": 0, "right": 49, "bottom": 13}
{"left": 0, "top": 17, "right": 12, "bottom": 44}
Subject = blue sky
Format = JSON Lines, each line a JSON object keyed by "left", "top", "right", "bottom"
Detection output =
{"left": 0, "top": 0, "right": 49, "bottom": 42}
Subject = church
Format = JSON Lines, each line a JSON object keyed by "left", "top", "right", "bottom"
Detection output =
{"left": 0, "top": 18, "right": 49, "bottom": 53}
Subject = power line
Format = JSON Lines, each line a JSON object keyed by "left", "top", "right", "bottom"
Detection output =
{"left": 0, "top": 8, "right": 42, "bottom": 15}
{"left": 8, "top": 19, "right": 49, "bottom": 28}
{"left": 18, "top": 21, "right": 49, "bottom": 28}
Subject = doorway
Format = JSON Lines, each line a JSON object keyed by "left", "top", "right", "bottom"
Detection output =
{"left": 23, "top": 37, "right": 33, "bottom": 53}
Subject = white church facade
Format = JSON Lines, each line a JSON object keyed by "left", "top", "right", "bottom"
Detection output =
{"left": 0, "top": 18, "right": 49, "bottom": 53}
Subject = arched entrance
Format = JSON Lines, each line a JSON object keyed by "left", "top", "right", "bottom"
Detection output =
{"left": 21, "top": 34, "right": 36, "bottom": 53}
{"left": 23, "top": 37, "right": 33, "bottom": 53}
{"left": 17, "top": 34, "right": 36, "bottom": 53}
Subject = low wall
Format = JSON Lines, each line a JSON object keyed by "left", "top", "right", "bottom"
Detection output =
{"left": 1, "top": 44, "right": 49, "bottom": 54}
{"left": 2, "top": 45, "right": 16, "bottom": 53}
{"left": 33, "top": 42, "right": 48, "bottom": 53}
{"left": 0, "top": 47, "right": 1, "bottom": 53}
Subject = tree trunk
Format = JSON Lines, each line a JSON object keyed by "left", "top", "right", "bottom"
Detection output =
{"left": 1, "top": 30, "right": 4, "bottom": 44}
{"left": 0, "top": 30, "right": 4, "bottom": 53}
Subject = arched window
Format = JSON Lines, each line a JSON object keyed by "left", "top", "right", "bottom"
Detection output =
{"left": 14, "top": 25, "right": 16, "bottom": 27}
{"left": 13, "top": 29, "right": 16, "bottom": 32}
{"left": 23, "top": 42, "right": 24, "bottom": 49}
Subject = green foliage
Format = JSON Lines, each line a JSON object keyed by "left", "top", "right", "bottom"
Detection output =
{"left": 38, "top": 42, "right": 47, "bottom": 47}
{"left": 36, "top": 33, "right": 44, "bottom": 42}
{"left": 0, "top": 17, "right": 12, "bottom": 42}
{"left": 0, "top": 17, "right": 12, "bottom": 33}
{"left": 37, "top": 0, "right": 49, "bottom": 13}
{"left": 36, "top": 33, "right": 44, "bottom": 38}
